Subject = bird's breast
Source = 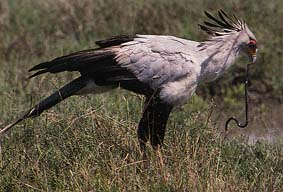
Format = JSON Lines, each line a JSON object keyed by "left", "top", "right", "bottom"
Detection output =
{"left": 159, "top": 72, "right": 199, "bottom": 107}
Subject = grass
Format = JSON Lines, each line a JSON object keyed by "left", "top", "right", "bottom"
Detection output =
{"left": 0, "top": 0, "right": 283, "bottom": 191}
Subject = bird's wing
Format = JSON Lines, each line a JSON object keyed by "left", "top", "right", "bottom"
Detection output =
{"left": 29, "top": 35, "right": 137, "bottom": 78}
{"left": 116, "top": 35, "right": 199, "bottom": 89}
{"left": 29, "top": 35, "right": 200, "bottom": 100}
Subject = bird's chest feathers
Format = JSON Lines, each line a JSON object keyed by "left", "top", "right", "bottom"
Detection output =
{"left": 160, "top": 74, "right": 198, "bottom": 107}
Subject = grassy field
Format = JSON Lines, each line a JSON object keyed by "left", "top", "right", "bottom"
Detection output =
{"left": 0, "top": 0, "right": 283, "bottom": 191}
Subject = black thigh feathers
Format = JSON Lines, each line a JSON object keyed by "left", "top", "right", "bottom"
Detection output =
{"left": 138, "top": 94, "right": 173, "bottom": 149}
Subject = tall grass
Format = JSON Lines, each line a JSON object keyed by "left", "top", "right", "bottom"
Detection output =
{"left": 0, "top": 0, "right": 283, "bottom": 191}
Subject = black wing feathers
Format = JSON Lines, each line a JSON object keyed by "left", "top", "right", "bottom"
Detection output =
{"left": 29, "top": 35, "right": 136, "bottom": 78}
{"left": 95, "top": 35, "right": 136, "bottom": 48}
{"left": 29, "top": 49, "right": 98, "bottom": 71}
{"left": 28, "top": 35, "right": 154, "bottom": 94}
{"left": 29, "top": 50, "right": 115, "bottom": 77}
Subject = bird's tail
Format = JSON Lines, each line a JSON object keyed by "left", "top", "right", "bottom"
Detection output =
{"left": 0, "top": 76, "right": 88, "bottom": 138}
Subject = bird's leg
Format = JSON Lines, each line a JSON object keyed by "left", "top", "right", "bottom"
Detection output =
{"left": 138, "top": 96, "right": 172, "bottom": 152}
{"left": 137, "top": 97, "right": 151, "bottom": 154}
{"left": 149, "top": 99, "right": 172, "bottom": 149}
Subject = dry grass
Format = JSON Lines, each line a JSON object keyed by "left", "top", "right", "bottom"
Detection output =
{"left": 0, "top": 0, "right": 283, "bottom": 191}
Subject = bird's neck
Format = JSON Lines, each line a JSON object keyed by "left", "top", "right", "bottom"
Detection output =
{"left": 198, "top": 34, "right": 242, "bottom": 83}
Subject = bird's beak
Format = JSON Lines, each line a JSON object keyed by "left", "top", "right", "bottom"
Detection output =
{"left": 250, "top": 55, "right": 257, "bottom": 63}
{"left": 248, "top": 48, "right": 257, "bottom": 63}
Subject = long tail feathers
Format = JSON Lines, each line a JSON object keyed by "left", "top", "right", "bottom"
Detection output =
{"left": 0, "top": 76, "right": 88, "bottom": 139}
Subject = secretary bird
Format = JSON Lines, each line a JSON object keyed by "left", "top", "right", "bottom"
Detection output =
{"left": 0, "top": 10, "right": 257, "bottom": 151}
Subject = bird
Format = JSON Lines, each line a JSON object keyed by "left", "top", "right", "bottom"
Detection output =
{"left": 0, "top": 10, "right": 257, "bottom": 151}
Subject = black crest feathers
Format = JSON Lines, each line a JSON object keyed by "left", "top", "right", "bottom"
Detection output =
{"left": 199, "top": 10, "right": 244, "bottom": 36}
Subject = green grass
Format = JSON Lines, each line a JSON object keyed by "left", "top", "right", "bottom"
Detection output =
{"left": 0, "top": 0, "right": 283, "bottom": 191}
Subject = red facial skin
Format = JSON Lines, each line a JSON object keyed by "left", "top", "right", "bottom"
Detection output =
{"left": 248, "top": 39, "right": 257, "bottom": 56}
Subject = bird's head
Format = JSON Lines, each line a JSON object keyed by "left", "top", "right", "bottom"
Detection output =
{"left": 199, "top": 10, "right": 257, "bottom": 63}
{"left": 237, "top": 24, "right": 257, "bottom": 63}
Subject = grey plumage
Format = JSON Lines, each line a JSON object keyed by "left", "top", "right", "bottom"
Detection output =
{"left": 0, "top": 10, "right": 257, "bottom": 150}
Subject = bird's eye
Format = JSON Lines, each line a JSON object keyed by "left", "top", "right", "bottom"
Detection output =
{"left": 248, "top": 39, "right": 257, "bottom": 49}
